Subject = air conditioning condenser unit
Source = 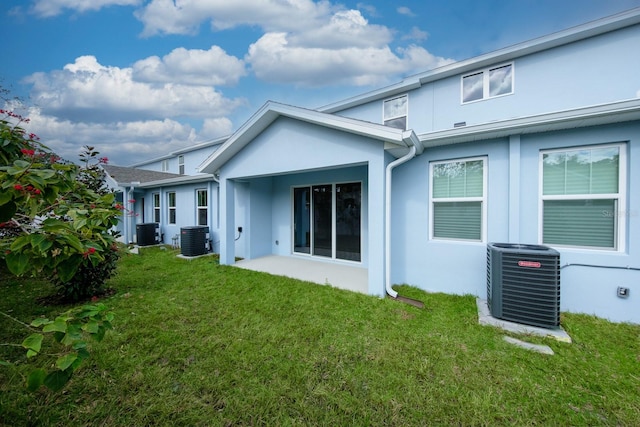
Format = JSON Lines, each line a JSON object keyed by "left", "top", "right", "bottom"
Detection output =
{"left": 487, "top": 243, "right": 560, "bottom": 329}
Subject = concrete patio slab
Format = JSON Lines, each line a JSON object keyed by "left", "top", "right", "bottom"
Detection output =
{"left": 476, "top": 298, "right": 572, "bottom": 343}
{"left": 234, "top": 255, "right": 368, "bottom": 294}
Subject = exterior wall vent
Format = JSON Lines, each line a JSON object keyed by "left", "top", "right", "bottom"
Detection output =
{"left": 180, "top": 226, "right": 209, "bottom": 257}
{"left": 136, "top": 223, "right": 160, "bottom": 246}
{"left": 487, "top": 243, "right": 561, "bottom": 329}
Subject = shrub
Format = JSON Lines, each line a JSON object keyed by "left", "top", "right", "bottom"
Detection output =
{"left": 0, "top": 112, "right": 122, "bottom": 302}
{"left": 51, "top": 243, "right": 121, "bottom": 301}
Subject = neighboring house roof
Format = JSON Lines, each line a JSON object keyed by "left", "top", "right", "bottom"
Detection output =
{"left": 102, "top": 165, "right": 183, "bottom": 186}
{"left": 320, "top": 8, "right": 640, "bottom": 113}
{"left": 103, "top": 164, "right": 217, "bottom": 190}
{"left": 198, "top": 101, "right": 421, "bottom": 174}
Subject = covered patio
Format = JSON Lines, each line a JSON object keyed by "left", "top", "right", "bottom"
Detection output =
{"left": 235, "top": 255, "right": 368, "bottom": 294}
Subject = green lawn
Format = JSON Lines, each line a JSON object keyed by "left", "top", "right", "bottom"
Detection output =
{"left": 1, "top": 247, "right": 639, "bottom": 426}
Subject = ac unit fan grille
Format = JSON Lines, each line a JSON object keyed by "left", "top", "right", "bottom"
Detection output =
{"left": 487, "top": 243, "right": 560, "bottom": 329}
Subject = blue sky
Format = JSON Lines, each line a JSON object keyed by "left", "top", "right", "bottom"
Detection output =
{"left": 2, "top": 0, "right": 639, "bottom": 166}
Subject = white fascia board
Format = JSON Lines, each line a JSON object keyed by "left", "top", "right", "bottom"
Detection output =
{"left": 128, "top": 154, "right": 173, "bottom": 168}
{"left": 138, "top": 173, "right": 216, "bottom": 189}
{"left": 419, "top": 98, "right": 640, "bottom": 147}
{"left": 320, "top": 8, "right": 640, "bottom": 114}
{"left": 171, "top": 135, "right": 229, "bottom": 156}
{"left": 197, "top": 101, "right": 409, "bottom": 174}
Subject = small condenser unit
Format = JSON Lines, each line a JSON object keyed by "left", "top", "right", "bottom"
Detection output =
{"left": 487, "top": 243, "right": 560, "bottom": 329}
{"left": 180, "top": 226, "right": 209, "bottom": 257}
{"left": 136, "top": 223, "right": 159, "bottom": 246}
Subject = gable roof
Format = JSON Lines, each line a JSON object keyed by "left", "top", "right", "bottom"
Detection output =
{"left": 102, "top": 165, "right": 183, "bottom": 186}
{"left": 197, "top": 101, "right": 421, "bottom": 174}
{"left": 320, "top": 7, "right": 640, "bottom": 114}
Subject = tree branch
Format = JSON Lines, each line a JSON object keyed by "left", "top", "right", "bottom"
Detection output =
{"left": 0, "top": 311, "right": 34, "bottom": 330}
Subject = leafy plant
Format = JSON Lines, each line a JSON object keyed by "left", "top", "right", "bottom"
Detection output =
{"left": 4, "top": 303, "right": 114, "bottom": 392}
{"left": 0, "top": 110, "right": 121, "bottom": 301}
{"left": 1, "top": 106, "right": 119, "bottom": 393}
{"left": 51, "top": 245, "right": 121, "bottom": 301}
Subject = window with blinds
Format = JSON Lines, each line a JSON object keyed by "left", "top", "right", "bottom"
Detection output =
{"left": 541, "top": 144, "right": 625, "bottom": 250}
{"left": 430, "top": 157, "right": 486, "bottom": 241}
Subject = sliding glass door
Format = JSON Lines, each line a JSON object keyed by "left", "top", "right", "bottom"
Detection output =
{"left": 293, "top": 187, "right": 311, "bottom": 254}
{"left": 335, "top": 182, "right": 361, "bottom": 261}
{"left": 293, "top": 182, "right": 361, "bottom": 262}
{"left": 313, "top": 185, "right": 333, "bottom": 257}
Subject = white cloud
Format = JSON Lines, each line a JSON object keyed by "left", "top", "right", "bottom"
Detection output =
{"left": 30, "top": 0, "right": 140, "bottom": 17}
{"left": 135, "top": 0, "right": 332, "bottom": 37}
{"left": 16, "top": 54, "right": 244, "bottom": 165}
{"left": 132, "top": 46, "right": 247, "bottom": 86}
{"left": 135, "top": 1, "right": 450, "bottom": 87}
{"left": 397, "top": 6, "right": 416, "bottom": 17}
{"left": 289, "top": 9, "right": 392, "bottom": 49}
{"left": 24, "top": 56, "right": 245, "bottom": 123}
{"left": 22, "top": 106, "right": 200, "bottom": 166}
{"left": 356, "top": 2, "right": 378, "bottom": 18}
{"left": 246, "top": 33, "right": 453, "bottom": 87}
{"left": 403, "top": 26, "right": 429, "bottom": 42}
{"left": 200, "top": 117, "right": 233, "bottom": 139}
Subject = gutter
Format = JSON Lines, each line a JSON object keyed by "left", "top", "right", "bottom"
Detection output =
{"left": 385, "top": 131, "right": 423, "bottom": 299}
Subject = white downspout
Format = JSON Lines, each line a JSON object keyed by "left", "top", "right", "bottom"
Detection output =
{"left": 385, "top": 131, "right": 423, "bottom": 298}
{"left": 127, "top": 185, "right": 136, "bottom": 244}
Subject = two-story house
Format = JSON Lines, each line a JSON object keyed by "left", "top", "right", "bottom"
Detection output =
{"left": 106, "top": 8, "right": 640, "bottom": 324}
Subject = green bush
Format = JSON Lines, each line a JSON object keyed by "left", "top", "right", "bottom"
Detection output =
{"left": 0, "top": 111, "right": 122, "bottom": 302}
{"left": 1, "top": 107, "right": 119, "bottom": 392}
{"left": 51, "top": 244, "right": 121, "bottom": 301}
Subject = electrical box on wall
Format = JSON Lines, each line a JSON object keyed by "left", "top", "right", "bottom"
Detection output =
{"left": 617, "top": 287, "right": 630, "bottom": 298}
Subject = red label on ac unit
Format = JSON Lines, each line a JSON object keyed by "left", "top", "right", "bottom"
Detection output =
{"left": 518, "top": 260, "right": 541, "bottom": 268}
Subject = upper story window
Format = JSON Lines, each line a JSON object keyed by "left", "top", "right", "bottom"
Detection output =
{"left": 178, "top": 155, "right": 185, "bottom": 175}
{"left": 430, "top": 157, "right": 487, "bottom": 242}
{"left": 383, "top": 95, "right": 407, "bottom": 130}
{"left": 161, "top": 159, "right": 169, "bottom": 172}
{"left": 462, "top": 63, "right": 513, "bottom": 103}
{"left": 540, "top": 143, "right": 626, "bottom": 251}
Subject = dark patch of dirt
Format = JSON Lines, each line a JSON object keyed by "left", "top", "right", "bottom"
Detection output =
{"left": 36, "top": 287, "right": 117, "bottom": 306}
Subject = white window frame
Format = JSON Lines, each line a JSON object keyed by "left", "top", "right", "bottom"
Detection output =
{"left": 538, "top": 143, "right": 627, "bottom": 252}
{"left": 167, "top": 192, "right": 177, "bottom": 225}
{"left": 383, "top": 94, "right": 408, "bottom": 130}
{"left": 429, "top": 156, "right": 488, "bottom": 242}
{"left": 196, "top": 189, "right": 208, "bottom": 226}
{"left": 161, "top": 159, "right": 169, "bottom": 172}
{"left": 178, "top": 155, "right": 185, "bottom": 175}
{"left": 152, "top": 193, "right": 160, "bottom": 223}
{"left": 461, "top": 62, "right": 514, "bottom": 104}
